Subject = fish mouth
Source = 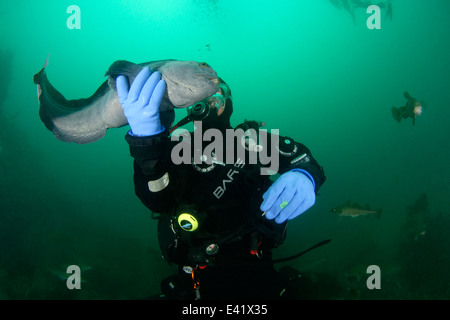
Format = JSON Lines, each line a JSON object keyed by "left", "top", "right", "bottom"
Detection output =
{"left": 190, "top": 71, "right": 219, "bottom": 83}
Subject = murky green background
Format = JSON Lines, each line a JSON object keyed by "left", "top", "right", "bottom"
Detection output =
{"left": 1, "top": 0, "right": 449, "bottom": 299}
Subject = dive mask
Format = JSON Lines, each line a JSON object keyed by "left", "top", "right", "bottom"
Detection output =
{"left": 186, "top": 93, "right": 225, "bottom": 119}
{"left": 188, "top": 83, "right": 229, "bottom": 119}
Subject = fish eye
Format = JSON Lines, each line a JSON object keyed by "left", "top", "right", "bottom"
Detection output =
{"left": 200, "top": 62, "right": 210, "bottom": 68}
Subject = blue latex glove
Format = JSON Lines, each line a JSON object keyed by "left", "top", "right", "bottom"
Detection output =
{"left": 260, "top": 170, "right": 316, "bottom": 224}
{"left": 117, "top": 67, "right": 166, "bottom": 136}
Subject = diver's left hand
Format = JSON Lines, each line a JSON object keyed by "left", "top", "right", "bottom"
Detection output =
{"left": 260, "top": 170, "right": 316, "bottom": 224}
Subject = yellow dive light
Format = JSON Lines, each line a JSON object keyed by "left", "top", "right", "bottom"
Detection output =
{"left": 177, "top": 213, "right": 199, "bottom": 232}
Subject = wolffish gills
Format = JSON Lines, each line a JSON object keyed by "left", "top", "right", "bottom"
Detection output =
{"left": 33, "top": 59, "right": 219, "bottom": 144}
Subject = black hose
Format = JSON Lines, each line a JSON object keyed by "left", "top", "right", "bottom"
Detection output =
{"left": 273, "top": 239, "right": 332, "bottom": 264}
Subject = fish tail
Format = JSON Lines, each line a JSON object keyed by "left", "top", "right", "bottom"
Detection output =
{"left": 391, "top": 106, "right": 401, "bottom": 123}
{"left": 376, "top": 208, "right": 382, "bottom": 219}
{"left": 44, "top": 53, "right": 49, "bottom": 68}
{"left": 33, "top": 54, "right": 50, "bottom": 85}
{"left": 33, "top": 67, "right": 45, "bottom": 85}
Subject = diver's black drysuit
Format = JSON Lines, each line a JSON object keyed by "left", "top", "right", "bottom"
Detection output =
{"left": 125, "top": 114, "right": 325, "bottom": 299}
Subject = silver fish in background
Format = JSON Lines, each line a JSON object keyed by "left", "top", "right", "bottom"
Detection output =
{"left": 330, "top": 200, "right": 382, "bottom": 218}
{"left": 33, "top": 58, "right": 219, "bottom": 144}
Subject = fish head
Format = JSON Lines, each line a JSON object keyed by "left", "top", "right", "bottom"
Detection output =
{"left": 413, "top": 102, "right": 423, "bottom": 116}
{"left": 330, "top": 205, "right": 346, "bottom": 215}
{"left": 159, "top": 61, "right": 219, "bottom": 108}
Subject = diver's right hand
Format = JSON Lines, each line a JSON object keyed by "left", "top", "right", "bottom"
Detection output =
{"left": 117, "top": 67, "right": 166, "bottom": 136}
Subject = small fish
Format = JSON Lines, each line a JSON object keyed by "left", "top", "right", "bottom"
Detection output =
{"left": 330, "top": 201, "right": 382, "bottom": 218}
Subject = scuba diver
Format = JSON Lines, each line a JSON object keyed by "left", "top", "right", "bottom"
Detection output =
{"left": 391, "top": 91, "right": 423, "bottom": 126}
{"left": 117, "top": 67, "right": 326, "bottom": 299}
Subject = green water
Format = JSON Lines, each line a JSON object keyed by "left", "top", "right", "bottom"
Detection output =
{"left": 0, "top": 0, "right": 449, "bottom": 299}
